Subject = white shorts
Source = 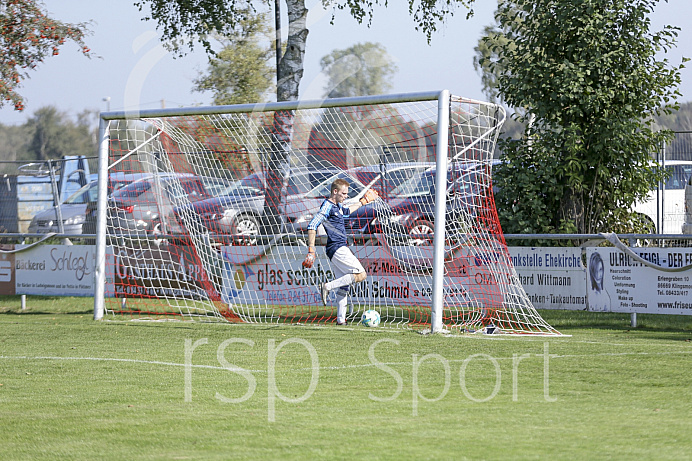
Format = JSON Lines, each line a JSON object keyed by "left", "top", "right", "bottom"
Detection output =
{"left": 330, "top": 246, "right": 365, "bottom": 279}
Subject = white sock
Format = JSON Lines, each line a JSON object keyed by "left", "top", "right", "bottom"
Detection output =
{"left": 336, "top": 289, "right": 349, "bottom": 323}
{"left": 325, "top": 274, "right": 355, "bottom": 292}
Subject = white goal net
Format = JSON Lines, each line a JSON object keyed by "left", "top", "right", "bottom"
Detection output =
{"left": 93, "top": 91, "right": 560, "bottom": 335}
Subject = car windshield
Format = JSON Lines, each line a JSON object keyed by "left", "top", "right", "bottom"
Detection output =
{"left": 63, "top": 182, "right": 98, "bottom": 205}
{"left": 239, "top": 173, "right": 264, "bottom": 190}
{"left": 304, "top": 172, "right": 364, "bottom": 199}
{"left": 451, "top": 168, "right": 492, "bottom": 197}
{"left": 287, "top": 171, "right": 337, "bottom": 196}
{"left": 165, "top": 178, "right": 209, "bottom": 201}
{"left": 200, "top": 176, "right": 235, "bottom": 197}
{"left": 381, "top": 169, "right": 428, "bottom": 195}
{"left": 237, "top": 170, "right": 345, "bottom": 197}
{"left": 664, "top": 164, "right": 692, "bottom": 190}
{"left": 388, "top": 163, "right": 490, "bottom": 198}
{"left": 112, "top": 180, "right": 152, "bottom": 199}
{"left": 228, "top": 183, "right": 263, "bottom": 197}
{"left": 390, "top": 172, "right": 435, "bottom": 198}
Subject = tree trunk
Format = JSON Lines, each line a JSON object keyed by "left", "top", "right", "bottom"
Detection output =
{"left": 560, "top": 187, "right": 585, "bottom": 234}
{"left": 262, "top": 0, "right": 308, "bottom": 237}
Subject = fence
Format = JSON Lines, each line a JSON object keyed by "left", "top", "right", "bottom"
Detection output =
{"left": 0, "top": 156, "right": 96, "bottom": 233}
{"left": 664, "top": 131, "right": 692, "bottom": 161}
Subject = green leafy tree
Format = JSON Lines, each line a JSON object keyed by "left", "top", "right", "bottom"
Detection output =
{"left": 320, "top": 42, "right": 397, "bottom": 98}
{"left": 484, "top": 0, "right": 686, "bottom": 236}
{"left": 0, "top": 0, "right": 92, "bottom": 111}
{"left": 472, "top": 3, "right": 528, "bottom": 146}
{"left": 192, "top": 10, "right": 274, "bottom": 105}
{"left": 0, "top": 122, "right": 31, "bottom": 171}
{"left": 25, "top": 106, "right": 97, "bottom": 161}
{"left": 0, "top": 107, "right": 98, "bottom": 175}
{"left": 473, "top": 23, "right": 513, "bottom": 105}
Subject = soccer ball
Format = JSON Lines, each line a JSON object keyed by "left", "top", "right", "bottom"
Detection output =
{"left": 361, "top": 309, "right": 381, "bottom": 327}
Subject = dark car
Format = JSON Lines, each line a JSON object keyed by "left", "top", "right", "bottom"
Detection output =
{"left": 172, "top": 169, "right": 367, "bottom": 245}
{"left": 345, "top": 160, "right": 499, "bottom": 243}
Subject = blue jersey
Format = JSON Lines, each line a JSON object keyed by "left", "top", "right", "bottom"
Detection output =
{"left": 307, "top": 199, "right": 351, "bottom": 260}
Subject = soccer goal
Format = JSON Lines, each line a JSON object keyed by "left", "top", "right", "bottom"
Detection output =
{"left": 93, "top": 90, "right": 560, "bottom": 335}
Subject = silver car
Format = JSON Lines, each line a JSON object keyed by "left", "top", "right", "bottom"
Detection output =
{"left": 28, "top": 181, "right": 99, "bottom": 234}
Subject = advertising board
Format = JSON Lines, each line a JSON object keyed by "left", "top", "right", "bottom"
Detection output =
{"left": 0, "top": 246, "right": 15, "bottom": 295}
{"left": 508, "top": 247, "right": 587, "bottom": 310}
{"left": 586, "top": 247, "right": 692, "bottom": 315}
{"left": 15, "top": 245, "right": 100, "bottom": 297}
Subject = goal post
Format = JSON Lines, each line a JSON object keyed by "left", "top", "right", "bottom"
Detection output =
{"left": 94, "top": 116, "right": 109, "bottom": 320}
{"left": 431, "top": 89, "right": 450, "bottom": 333}
{"left": 92, "top": 90, "right": 560, "bottom": 335}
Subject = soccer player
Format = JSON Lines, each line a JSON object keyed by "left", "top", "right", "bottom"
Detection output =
{"left": 302, "top": 178, "right": 379, "bottom": 325}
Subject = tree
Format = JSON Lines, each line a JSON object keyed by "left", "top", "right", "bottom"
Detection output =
{"left": 0, "top": 122, "right": 31, "bottom": 171}
{"left": 320, "top": 42, "right": 397, "bottom": 98}
{"left": 25, "top": 106, "right": 97, "bottom": 161}
{"left": 134, "top": 0, "right": 476, "bottom": 231}
{"left": 473, "top": 22, "right": 513, "bottom": 105}
{"left": 0, "top": 0, "right": 92, "bottom": 111}
{"left": 484, "top": 0, "right": 686, "bottom": 236}
{"left": 472, "top": 3, "right": 528, "bottom": 147}
{"left": 192, "top": 9, "right": 275, "bottom": 105}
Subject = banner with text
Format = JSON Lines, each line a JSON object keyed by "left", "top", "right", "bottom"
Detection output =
{"left": 219, "top": 245, "right": 587, "bottom": 311}
{"left": 507, "top": 247, "right": 587, "bottom": 310}
{"left": 15, "top": 245, "right": 103, "bottom": 297}
{"left": 5, "top": 244, "right": 691, "bottom": 316}
{"left": 586, "top": 247, "right": 692, "bottom": 315}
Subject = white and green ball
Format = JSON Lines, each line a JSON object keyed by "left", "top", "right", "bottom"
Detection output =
{"left": 361, "top": 309, "right": 381, "bottom": 327}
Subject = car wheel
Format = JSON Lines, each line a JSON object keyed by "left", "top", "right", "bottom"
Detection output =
{"left": 232, "top": 214, "right": 260, "bottom": 245}
{"left": 409, "top": 219, "right": 434, "bottom": 245}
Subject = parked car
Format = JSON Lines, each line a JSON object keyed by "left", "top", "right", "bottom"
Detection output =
{"left": 345, "top": 160, "right": 500, "bottom": 243}
{"left": 28, "top": 181, "right": 98, "bottom": 234}
{"left": 173, "top": 168, "right": 370, "bottom": 244}
{"left": 83, "top": 173, "right": 232, "bottom": 238}
{"left": 28, "top": 173, "right": 146, "bottom": 235}
{"left": 348, "top": 163, "right": 433, "bottom": 201}
{"left": 633, "top": 160, "right": 692, "bottom": 233}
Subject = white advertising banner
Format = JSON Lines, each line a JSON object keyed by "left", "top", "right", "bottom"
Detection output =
{"left": 7, "top": 244, "right": 691, "bottom": 316}
{"left": 219, "top": 245, "right": 588, "bottom": 311}
{"left": 585, "top": 247, "right": 692, "bottom": 315}
{"left": 15, "top": 245, "right": 99, "bottom": 297}
{"left": 508, "top": 247, "right": 587, "bottom": 310}
{"left": 220, "top": 245, "right": 473, "bottom": 307}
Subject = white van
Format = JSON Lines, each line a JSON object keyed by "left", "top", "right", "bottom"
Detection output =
{"left": 633, "top": 160, "right": 692, "bottom": 234}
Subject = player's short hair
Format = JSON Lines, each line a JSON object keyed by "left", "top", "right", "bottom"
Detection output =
{"left": 331, "top": 178, "right": 350, "bottom": 193}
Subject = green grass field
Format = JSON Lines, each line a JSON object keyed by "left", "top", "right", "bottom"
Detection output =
{"left": 1, "top": 296, "right": 691, "bottom": 460}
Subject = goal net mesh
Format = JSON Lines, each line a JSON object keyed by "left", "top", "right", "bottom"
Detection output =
{"left": 99, "top": 94, "right": 560, "bottom": 335}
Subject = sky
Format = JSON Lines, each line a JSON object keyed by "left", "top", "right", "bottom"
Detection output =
{"left": 1, "top": 0, "right": 690, "bottom": 127}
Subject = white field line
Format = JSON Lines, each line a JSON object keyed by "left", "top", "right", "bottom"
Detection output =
{"left": 1, "top": 349, "right": 691, "bottom": 374}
